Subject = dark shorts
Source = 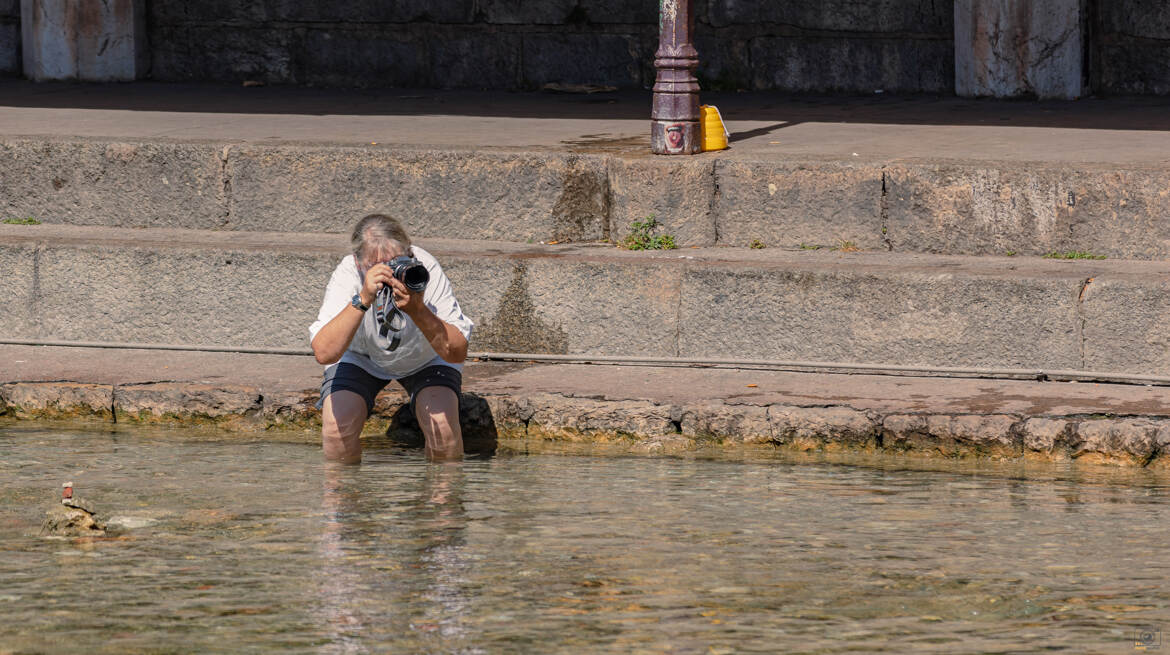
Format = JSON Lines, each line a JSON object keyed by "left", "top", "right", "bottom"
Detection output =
{"left": 317, "top": 361, "right": 462, "bottom": 415}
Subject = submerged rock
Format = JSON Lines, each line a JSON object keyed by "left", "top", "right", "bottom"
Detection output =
{"left": 105, "top": 516, "right": 158, "bottom": 530}
{"left": 42, "top": 504, "right": 106, "bottom": 537}
{"left": 41, "top": 482, "right": 107, "bottom": 537}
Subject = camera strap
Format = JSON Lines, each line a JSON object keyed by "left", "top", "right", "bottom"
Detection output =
{"left": 373, "top": 285, "right": 404, "bottom": 351}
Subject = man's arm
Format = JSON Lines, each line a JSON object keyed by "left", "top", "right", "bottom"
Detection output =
{"left": 388, "top": 277, "right": 469, "bottom": 364}
{"left": 310, "top": 303, "right": 366, "bottom": 365}
{"left": 410, "top": 305, "right": 469, "bottom": 364}
{"left": 311, "top": 262, "right": 396, "bottom": 365}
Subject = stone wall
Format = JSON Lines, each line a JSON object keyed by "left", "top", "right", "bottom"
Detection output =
{"left": 1093, "top": 0, "right": 1170, "bottom": 95}
{"left": 0, "top": 0, "right": 18, "bottom": 75}
{"left": 7, "top": 1, "right": 1164, "bottom": 95}
{"left": 955, "top": 0, "right": 1085, "bottom": 99}
{"left": 146, "top": 0, "right": 956, "bottom": 93}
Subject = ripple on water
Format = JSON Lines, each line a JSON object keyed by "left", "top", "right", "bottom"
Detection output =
{"left": 1, "top": 425, "right": 1169, "bottom": 653}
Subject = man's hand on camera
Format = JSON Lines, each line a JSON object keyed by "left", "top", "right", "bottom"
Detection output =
{"left": 360, "top": 263, "right": 393, "bottom": 308}
{"left": 387, "top": 276, "right": 425, "bottom": 317}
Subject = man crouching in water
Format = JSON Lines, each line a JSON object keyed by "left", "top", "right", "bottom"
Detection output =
{"left": 310, "top": 214, "right": 474, "bottom": 463}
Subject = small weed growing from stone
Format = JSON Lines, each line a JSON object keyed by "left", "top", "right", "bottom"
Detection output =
{"left": 2, "top": 217, "right": 40, "bottom": 225}
{"left": 798, "top": 243, "right": 822, "bottom": 250}
{"left": 832, "top": 240, "right": 860, "bottom": 253}
{"left": 1004, "top": 250, "right": 1016, "bottom": 257}
{"left": 1043, "top": 250, "right": 1106, "bottom": 260}
{"left": 620, "top": 215, "right": 677, "bottom": 250}
{"left": 749, "top": 239, "right": 765, "bottom": 249}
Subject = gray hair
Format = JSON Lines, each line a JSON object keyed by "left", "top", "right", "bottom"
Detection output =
{"left": 351, "top": 213, "right": 411, "bottom": 260}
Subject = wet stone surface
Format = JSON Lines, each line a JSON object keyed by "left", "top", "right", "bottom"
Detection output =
{"left": 2, "top": 425, "right": 1170, "bottom": 653}
{"left": 41, "top": 504, "right": 106, "bottom": 538}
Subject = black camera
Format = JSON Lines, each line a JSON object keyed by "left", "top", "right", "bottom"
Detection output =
{"left": 385, "top": 255, "right": 429, "bottom": 293}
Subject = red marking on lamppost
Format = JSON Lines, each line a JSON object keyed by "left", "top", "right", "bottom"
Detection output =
{"left": 652, "top": 0, "right": 701, "bottom": 155}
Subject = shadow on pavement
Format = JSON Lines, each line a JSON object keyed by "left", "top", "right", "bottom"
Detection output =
{"left": 3, "top": 80, "right": 1170, "bottom": 132}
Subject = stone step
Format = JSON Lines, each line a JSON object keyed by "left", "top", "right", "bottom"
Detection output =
{"left": 4, "top": 136, "right": 1170, "bottom": 258}
{"left": 2, "top": 223, "right": 1169, "bottom": 374}
{"left": 4, "top": 344, "right": 1170, "bottom": 468}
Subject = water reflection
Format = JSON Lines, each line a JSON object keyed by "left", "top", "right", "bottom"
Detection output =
{"left": 1, "top": 426, "right": 1170, "bottom": 654}
{"left": 317, "top": 461, "right": 473, "bottom": 653}
{"left": 409, "top": 465, "right": 471, "bottom": 640}
{"left": 317, "top": 464, "right": 368, "bottom": 653}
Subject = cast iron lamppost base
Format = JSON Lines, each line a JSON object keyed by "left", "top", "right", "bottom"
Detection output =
{"left": 651, "top": 0, "right": 701, "bottom": 155}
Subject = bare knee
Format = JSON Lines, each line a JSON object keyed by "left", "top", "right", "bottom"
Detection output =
{"left": 415, "top": 387, "right": 463, "bottom": 461}
{"left": 323, "top": 407, "right": 364, "bottom": 439}
{"left": 322, "top": 392, "right": 367, "bottom": 464}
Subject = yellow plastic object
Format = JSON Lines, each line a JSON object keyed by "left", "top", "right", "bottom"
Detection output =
{"left": 700, "top": 105, "right": 729, "bottom": 151}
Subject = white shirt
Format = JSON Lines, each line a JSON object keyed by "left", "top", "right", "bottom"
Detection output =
{"left": 308, "top": 247, "right": 474, "bottom": 379}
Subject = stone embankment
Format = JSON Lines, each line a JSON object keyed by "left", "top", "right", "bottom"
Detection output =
{"left": 6, "top": 136, "right": 1170, "bottom": 258}
{"left": 3, "top": 346, "right": 1170, "bottom": 469}
{"left": 5, "top": 85, "right": 1170, "bottom": 471}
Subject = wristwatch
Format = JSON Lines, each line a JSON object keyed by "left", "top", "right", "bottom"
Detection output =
{"left": 351, "top": 293, "right": 369, "bottom": 312}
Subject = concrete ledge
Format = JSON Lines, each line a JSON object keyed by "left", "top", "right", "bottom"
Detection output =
{"left": 608, "top": 157, "right": 716, "bottom": 247}
{"left": 883, "top": 162, "right": 1170, "bottom": 259}
{"left": 227, "top": 145, "right": 610, "bottom": 241}
{"left": 713, "top": 159, "right": 885, "bottom": 250}
{"left": 6, "top": 224, "right": 1170, "bottom": 371}
{"left": 4, "top": 374, "right": 1170, "bottom": 469}
{"left": 0, "top": 382, "right": 114, "bottom": 420}
{"left": 0, "top": 139, "right": 228, "bottom": 229}
{"left": 6, "top": 137, "right": 1170, "bottom": 257}
{"left": 4, "top": 346, "right": 1170, "bottom": 468}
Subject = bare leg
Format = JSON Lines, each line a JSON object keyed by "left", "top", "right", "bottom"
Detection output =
{"left": 414, "top": 386, "right": 463, "bottom": 462}
{"left": 322, "top": 390, "right": 367, "bottom": 465}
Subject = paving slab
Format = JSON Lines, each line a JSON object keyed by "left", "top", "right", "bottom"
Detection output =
{"left": 3, "top": 344, "right": 1170, "bottom": 467}
{"left": 3, "top": 81, "right": 1169, "bottom": 164}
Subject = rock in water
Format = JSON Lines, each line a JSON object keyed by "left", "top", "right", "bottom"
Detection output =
{"left": 62, "top": 496, "right": 97, "bottom": 514}
{"left": 42, "top": 482, "right": 106, "bottom": 536}
{"left": 42, "top": 504, "right": 106, "bottom": 537}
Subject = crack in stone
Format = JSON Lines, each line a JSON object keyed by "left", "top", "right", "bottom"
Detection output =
{"left": 1061, "top": 412, "right": 1156, "bottom": 421}
{"left": 1075, "top": 276, "right": 1092, "bottom": 369}
{"left": 879, "top": 166, "right": 892, "bottom": 251}
{"left": 779, "top": 402, "right": 868, "bottom": 411}
{"left": 219, "top": 145, "right": 234, "bottom": 228}
{"left": 602, "top": 157, "right": 615, "bottom": 243}
{"left": 1140, "top": 449, "right": 1160, "bottom": 468}
{"left": 4, "top": 379, "right": 115, "bottom": 386}
{"left": 29, "top": 245, "right": 42, "bottom": 321}
{"left": 1027, "top": 26, "right": 1079, "bottom": 69}
{"left": 673, "top": 265, "right": 684, "bottom": 357}
{"left": 710, "top": 159, "right": 721, "bottom": 245}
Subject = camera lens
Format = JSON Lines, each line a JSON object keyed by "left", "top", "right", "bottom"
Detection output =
{"left": 389, "top": 258, "right": 429, "bottom": 293}
{"left": 402, "top": 265, "right": 429, "bottom": 292}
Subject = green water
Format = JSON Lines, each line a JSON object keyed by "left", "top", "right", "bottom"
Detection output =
{"left": 1, "top": 425, "right": 1168, "bottom": 653}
